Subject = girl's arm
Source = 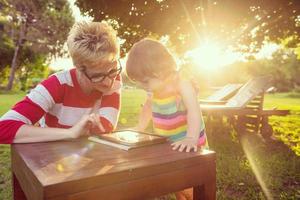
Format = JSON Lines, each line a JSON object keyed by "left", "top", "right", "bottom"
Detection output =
{"left": 171, "top": 79, "right": 202, "bottom": 152}
{"left": 135, "top": 96, "right": 152, "bottom": 132}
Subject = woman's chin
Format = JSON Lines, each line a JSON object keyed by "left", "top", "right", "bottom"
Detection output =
{"left": 95, "top": 85, "right": 112, "bottom": 93}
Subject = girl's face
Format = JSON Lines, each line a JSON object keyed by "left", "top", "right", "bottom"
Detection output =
{"left": 137, "top": 75, "right": 174, "bottom": 93}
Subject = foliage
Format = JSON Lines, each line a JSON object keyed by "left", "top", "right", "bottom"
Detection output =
{"left": 0, "top": 0, "right": 74, "bottom": 90}
{"left": 2, "top": 0, "right": 74, "bottom": 56}
{"left": 0, "top": 32, "right": 14, "bottom": 72}
{"left": 17, "top": 54, "right": 48, "bottom": 91}
{"left": 245, "top": 49, "right": 300, "bottom": 92}
{"left": 75, "top": 0, "right": 300, "bottom": 54}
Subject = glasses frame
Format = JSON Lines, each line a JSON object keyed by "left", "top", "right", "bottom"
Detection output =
{"left": 81, "top": 59, "right": 122, "bottom": 83}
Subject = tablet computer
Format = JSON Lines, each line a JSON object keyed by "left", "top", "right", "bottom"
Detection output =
{"left": 96, "top": 130, "right": 168, "bottom": 148}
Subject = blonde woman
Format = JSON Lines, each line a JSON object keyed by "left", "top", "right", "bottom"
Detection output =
{"left": 0, "top": 21, "right": 122, "bottom": 143}
{"left": 1, "top": 21, "right": 122, "bottom": 200}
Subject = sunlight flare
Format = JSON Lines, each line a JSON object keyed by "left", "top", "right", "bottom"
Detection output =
{"left": 184, "top": 40, "right": 242, "bottom": 71}
{"left": 241, "top": 137, "right": 273, "bottom": 200}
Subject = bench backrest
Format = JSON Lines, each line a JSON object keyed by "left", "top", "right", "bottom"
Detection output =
{"left": 225, "top": 76, "right": 272, "bottom": 108}
{"left": 207, "top": 83, "right": 243, "bottom": 101}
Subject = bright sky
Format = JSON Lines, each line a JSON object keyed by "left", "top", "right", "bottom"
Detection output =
{"left": 49, "top": 0, "right": 93, "bottom": 71}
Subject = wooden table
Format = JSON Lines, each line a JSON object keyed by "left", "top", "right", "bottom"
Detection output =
{"left": 11, "top": 138, "right": 216, "bottom": 200}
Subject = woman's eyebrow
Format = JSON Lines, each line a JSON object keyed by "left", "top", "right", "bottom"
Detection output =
{"left": 90, "top": 67, "right": 118, "bottom": 77}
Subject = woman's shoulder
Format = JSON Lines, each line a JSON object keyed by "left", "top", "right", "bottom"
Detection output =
{"left": 50, "top": 68, "right": 75, "bottom": 87}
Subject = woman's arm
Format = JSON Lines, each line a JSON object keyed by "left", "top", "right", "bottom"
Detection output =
{"left": 0, "top": 75, "right": 61, "bottom": 144}
{"left": 13, "top": 125, "right": 73, "bottom": 143}
{"left": 13, "top": 113, "right": 96, "bottom": 143}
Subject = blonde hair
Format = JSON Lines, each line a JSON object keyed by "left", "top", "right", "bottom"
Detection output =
{"left": 67, "top": 21, "right": 119, "bottom": 66}
{"left": 126, "top": 38, "right": 177, "bottom": 82}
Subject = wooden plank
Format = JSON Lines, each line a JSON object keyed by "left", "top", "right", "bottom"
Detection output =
{"left": 199, "top": 100, "right": 226, "bottom": 105}
{"left": 202, "top": 108, "right": 289, "bottom": 116}
{"left": 206, "top": 83, "right": 242, "bottom": 101}
{"left": 244, "top": 116, "right": 260, "bottom": 124}
{"left": 247, "top": 102, "right": 261, "bottom": 106}
{"left": 260, "top": 109, "right": 290, "bottom": 116}
{"left": 245, "top": 129, "right": 257, "bottom": 133}
{"left": 48, "top": 162, "right": 216, "bottom": 200}
{"left": 245, "top": 124, "right": 257, "bottom": 129}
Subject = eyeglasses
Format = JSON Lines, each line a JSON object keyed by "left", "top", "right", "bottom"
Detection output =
{"left": 81, "top": 60, "right": 122, "bottom": 83}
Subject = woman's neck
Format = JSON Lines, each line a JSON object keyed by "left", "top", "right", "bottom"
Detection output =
{"left": 76, "top": 70, "right": 93, "bottom": 95}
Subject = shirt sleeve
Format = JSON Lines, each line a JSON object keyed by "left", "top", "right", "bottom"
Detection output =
{"left": 0, "top": 75, "right": 62, "bottom": 144}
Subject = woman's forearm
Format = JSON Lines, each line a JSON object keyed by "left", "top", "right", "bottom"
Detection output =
{"left": 13, "top": 124, "right": 73, "bottom": 143}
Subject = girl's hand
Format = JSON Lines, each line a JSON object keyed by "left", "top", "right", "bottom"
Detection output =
{"left": 68, "top": 113, "right": 104, "bottom": 138}
{"left": 171, "top": 137, "right": 198, "bottom": 152}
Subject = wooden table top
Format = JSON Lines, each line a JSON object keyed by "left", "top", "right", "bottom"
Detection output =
{"left": 12, "top": 137, "right": 215, "bottom": 199}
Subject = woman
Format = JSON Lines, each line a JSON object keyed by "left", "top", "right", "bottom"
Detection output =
{"left": 0, "top": 21, "right": 122, "bottom": 143}
{"left": 0, "top": 21, "right": 122, "bottom": 200}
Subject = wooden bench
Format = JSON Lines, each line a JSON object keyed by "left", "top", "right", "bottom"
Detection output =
{"left": 11, "top": 137, "right": 216, "bottom": 200}
{"left": 200, "top": 76, "right": 290, "bottom": 138}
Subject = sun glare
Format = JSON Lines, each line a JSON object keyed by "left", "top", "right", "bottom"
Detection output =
{"left": 185, "top": 40, "right": 243, "bottom": 71}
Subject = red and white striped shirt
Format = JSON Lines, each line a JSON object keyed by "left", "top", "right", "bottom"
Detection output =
{"left": 0, "top": 68, "right": 121, "bottom": 144}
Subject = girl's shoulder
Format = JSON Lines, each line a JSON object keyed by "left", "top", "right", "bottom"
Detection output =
{"left": 176, "top": 73, "right": 199, "bottom": 95}
{"left": 175, "top": 73, "right": 193, "bottom": 88}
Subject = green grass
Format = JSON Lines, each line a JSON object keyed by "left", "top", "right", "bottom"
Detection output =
{"left": 0, "top": 91, "right": 299, "bottom": 199}
{"left": 0, "top": 92, "right": 26, "bottom": 116}
{"left": 264, "top": 93, "right": 300, "bottom": 156}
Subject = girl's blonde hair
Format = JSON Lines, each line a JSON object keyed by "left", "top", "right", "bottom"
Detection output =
{"left": 67, "top": 21, "right": 119, "bottom": 66}
{"left": 126, "top": 38, "right": 177, "bottom": 82}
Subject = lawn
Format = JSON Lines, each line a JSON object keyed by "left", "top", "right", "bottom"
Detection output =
{"left": 0, "top": 90, "right": 299, "bottom": 199}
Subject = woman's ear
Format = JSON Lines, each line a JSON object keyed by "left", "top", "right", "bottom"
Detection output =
{"left": 77, "top": 64, "right": 85, "bottom": 71}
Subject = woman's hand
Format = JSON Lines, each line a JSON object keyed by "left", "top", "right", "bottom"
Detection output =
{"left": 68, "top": 113, "right": 104, "bottom": 138}
{"left": 171, "top": 137, "right": 198, "bottom": 152}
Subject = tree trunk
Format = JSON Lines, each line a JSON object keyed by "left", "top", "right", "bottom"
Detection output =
{"left": 6, "top": 21, "right": 27, "bottom": 91}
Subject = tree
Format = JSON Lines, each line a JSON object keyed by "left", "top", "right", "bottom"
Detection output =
{"left": 75, "top": 0, "right": 300, "bottom": 54}
{"left": 1, "top": 0, "right": 74, "bottom": 90}
{"left": 245, "top": 49, "right": 300, "bottom": 91}
{"left": 0, "top": 1, "right": 14, "bottom": 72}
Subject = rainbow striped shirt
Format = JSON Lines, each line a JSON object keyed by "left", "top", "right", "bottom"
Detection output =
{"left": 151, "top": 91, "right": 208, "bottom": 147}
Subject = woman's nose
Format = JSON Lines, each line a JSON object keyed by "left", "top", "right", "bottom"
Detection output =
{"left": 101, "top": 76, "right": 113, "bottom": 87}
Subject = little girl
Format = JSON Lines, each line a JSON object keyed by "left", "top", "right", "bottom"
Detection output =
{"left": 126, "top": 38, "right": 208, "bottom": 200}
{"left": 126, "top": 38, "right": 208, "bottom": 153}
